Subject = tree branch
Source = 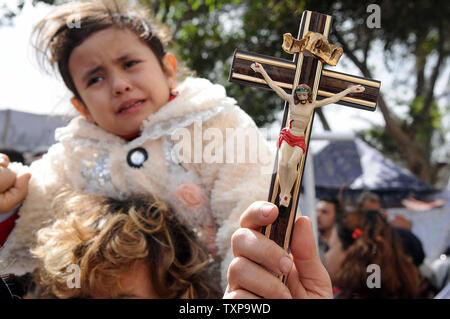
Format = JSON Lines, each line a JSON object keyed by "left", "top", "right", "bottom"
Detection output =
{"left": 414, "top": 35, "right": 427, "bottom": 97}
{"left": 409, "top": 24, "right": 447, "bottom": 137}
{"left": 333, "top": 29, "right": 429, "bottom": 178}
{"left": 316, "top": 108, "right": 331, "bottom": 131}
{"left": 333, "top": 30, "right": 368, "bottom": 75}
{"left": 334, "top": 29, "right": 407, "bottom": 144}
{"left": 363, "top": 31, "right": 373, "bottom": 64}
{"left": 419, "top": 25, "right": 446, "bottom": 121}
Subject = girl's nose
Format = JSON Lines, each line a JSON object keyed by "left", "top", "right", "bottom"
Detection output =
{"left": 112, "top": 74, "right": 132, "bottom": 96}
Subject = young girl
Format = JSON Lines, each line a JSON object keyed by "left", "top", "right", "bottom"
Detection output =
{"left": 31, "top": 191, "right": 221, "bottom": 299}
{"left": 0, "top": 0, "right": 273, "bottom": 289}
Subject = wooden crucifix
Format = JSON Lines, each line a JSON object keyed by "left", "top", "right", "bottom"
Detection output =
{"left": 229, "top": 10, "right": 380, "bottom": 282}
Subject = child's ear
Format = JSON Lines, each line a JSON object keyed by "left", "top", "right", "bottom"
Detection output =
{"left": 162, "top": 53, "right": 178, "bottom": 90}
{"left": 70, "top": 97, "right": 94, "bottom": 123}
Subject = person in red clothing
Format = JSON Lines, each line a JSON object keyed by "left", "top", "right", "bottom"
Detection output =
{"left": 0, "top": 153, "right": 31, "bottom": 246}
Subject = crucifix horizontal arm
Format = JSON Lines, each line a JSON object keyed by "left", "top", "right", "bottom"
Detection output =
{"left": 230, "top": 49, "right": 380, "bottom": 111}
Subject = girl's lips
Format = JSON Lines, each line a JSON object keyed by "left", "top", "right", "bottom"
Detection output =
{"left": 117, "top": 99, "right": 146, "bottom": 115}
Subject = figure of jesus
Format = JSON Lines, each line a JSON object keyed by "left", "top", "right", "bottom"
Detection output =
{"left": 251, "top": 62, "right": 365, "bottom": 207}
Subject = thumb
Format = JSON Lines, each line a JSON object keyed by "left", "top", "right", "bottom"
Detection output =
{"left": 0, "top": 154, "right": 10, "bottom": 168}
{"left": 14, "top": 168, "right": 32, "bottom": 197}
{"left": 290, "top": 216, "right": 321, "bottom": 269}
{"left": 0, "top": 168, "right": 31, "bottom": 213}
{"left": 288, "top": 216, "right": 332, "bottom": 298}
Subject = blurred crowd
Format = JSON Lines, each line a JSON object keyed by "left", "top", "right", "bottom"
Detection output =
{"left": 316, "top": 192, "right": 450, "bottom": 298}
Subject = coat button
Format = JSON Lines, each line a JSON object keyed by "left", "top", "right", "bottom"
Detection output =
{"left": 127, "top": 147, "right": 148, "bottom": 168}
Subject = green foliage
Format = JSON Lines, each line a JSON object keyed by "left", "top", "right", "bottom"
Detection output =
{"left": 141, "top": 0, "right": 314, "bottom": 126}
{"left": 363, "top": 96, "right": 444, "bottom": 168}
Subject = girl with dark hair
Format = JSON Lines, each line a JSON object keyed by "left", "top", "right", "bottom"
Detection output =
{"left": 0, "top": 0, "right": 273, "bottom": 289}
{"left": 325, "top": 210, "right": 423, "bottom": 298}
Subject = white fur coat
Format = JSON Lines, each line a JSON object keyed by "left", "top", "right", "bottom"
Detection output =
{"left": 0, "top": 77, "right": 274, "bottom": 288}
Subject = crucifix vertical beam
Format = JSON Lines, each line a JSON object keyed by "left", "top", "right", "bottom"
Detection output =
{"left": 264, "top": 10, "right": 332, "bottom": 264}
{"left": 229, "top": 10, "right": 380, "bottom": 283}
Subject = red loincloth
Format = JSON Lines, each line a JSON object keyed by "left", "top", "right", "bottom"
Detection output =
{"left": 277, "top": 128, "right": 306, "bottom": 153}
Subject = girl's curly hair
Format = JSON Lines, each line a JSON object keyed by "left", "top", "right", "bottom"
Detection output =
{"left": 31, "top": 191, "right": 221, "bottom": 299}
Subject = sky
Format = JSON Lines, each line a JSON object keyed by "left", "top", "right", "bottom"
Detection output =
{"left": 0, "top": 0, "right": 448, "bottom": 140}
{"left": 0, "top": 0, "right": 77, "bottom": 116}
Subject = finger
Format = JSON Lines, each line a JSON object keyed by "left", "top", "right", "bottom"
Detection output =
{"left": 290, "top": 216, "right": 322, "bottom": 270}
{"left": 0, "top": 180, "right": 28, "bottom": 212}
{"left": 227, "top": 257, "right": 292, "bottom": 299}
{"left": 223, "top": 286, "right": 261, "bottom": 299}
{"left": 0, "top": 154, "right": 10, "bottom": 168}
{"left": 231, "top": 227, "right": 293, "bottom": 276}
{"left": 0, "top": 168, "right": 31, "bottom": 213}
{"left": 286, "top": 256, "right": 332, "bottom": 299}
{"left": 288, "top": 216, "right": 332, "bottom": 298}
{"left": 0, "top": 186, "right": 22, "bottom": 213}
{"left": 14, "top": 168, "right": 32, "bottom": 197}
{"left": 239, "top": 201, "right": 278, "bottom": 230}
{"left": 0, "top": 167, "right": 16, "bottom": 193}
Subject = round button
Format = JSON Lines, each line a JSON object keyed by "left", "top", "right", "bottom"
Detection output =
{"left": 127, "top": 147, "right": 148, "bottom": 168}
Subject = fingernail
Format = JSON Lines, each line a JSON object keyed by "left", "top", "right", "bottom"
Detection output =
{"left": 280, "top": 256, "right": 292, "bottom": 274}
{"left": 261, "top": 203, "right": 274, "bottom": 217}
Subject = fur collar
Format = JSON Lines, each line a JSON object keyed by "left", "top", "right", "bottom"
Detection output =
{"left": 55, "top": 77, "right": 236, "bottom": 145}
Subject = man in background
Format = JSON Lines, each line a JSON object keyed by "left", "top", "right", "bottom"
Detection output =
{"left": 316, "top": 196, "right": 342, "bottom": 251}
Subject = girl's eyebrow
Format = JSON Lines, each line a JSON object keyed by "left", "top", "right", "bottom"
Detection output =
{"left": 82, "top": 66, "right": 102, "bottom": 82}
{"left": 116, "top": 53, "right": 131, "bottom": 62}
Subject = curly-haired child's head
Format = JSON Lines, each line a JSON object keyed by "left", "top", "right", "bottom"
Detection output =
{"left": 33, "top": 0, "right": 179, "bottom": 136}
{"left": 325, "top": 210, "right": 422, "bottom": 298}
{"left": 31, "top": 192, "right": 221, "bottom": 299}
